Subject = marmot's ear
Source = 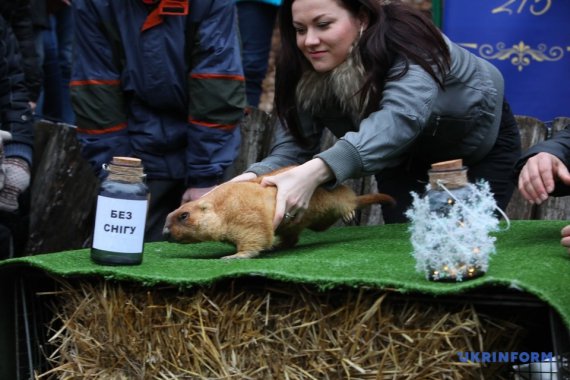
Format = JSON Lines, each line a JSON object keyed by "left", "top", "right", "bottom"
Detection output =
{"left": 199, "top": 201, "right": 212, "bottom": 211}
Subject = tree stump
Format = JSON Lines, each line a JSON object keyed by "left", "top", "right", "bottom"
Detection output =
{"left": 225, "top": 108, "right": 277, "bottom": 179}
{"left": 27, "top": 121, "right": 99, "bottom": 254}
{"left": 320, "top": 130, "right": 385, "bottom": 226}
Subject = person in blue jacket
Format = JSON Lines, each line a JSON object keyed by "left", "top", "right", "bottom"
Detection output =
{"left": 236, "top": 0, "right": 281, "bottom": 107}
{"left": 71, "top": 0, "right": 247, "bottom": 241}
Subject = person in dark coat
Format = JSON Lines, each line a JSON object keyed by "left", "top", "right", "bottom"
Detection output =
{"left": 0, "top": 0, "right": 42, "bottom": 104}
{"left": 0, "top": 14, "right": 34, "bottom": 258}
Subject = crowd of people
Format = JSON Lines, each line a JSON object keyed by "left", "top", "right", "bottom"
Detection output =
{"left": 0, "top": 0, "right": 568, "bottom": 258}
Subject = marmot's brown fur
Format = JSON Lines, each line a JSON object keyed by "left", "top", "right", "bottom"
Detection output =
{"left": 163, "top": 170, "right": 395, "bottom": 259}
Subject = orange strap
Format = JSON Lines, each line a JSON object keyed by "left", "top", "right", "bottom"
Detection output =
{"left": 141, "top": 0, "right": 188, "bottom": 32}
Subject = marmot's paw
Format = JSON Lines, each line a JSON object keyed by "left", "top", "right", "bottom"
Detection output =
{"left": 221, "top": 251, "right": 261, "bottom": 259}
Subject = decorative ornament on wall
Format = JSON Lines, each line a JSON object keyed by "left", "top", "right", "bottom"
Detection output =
{"left": 459, "top": 41, "right": 566, "bottom": 71}
{"left": 406, "top": 159, "right": 508, "bottom": 282}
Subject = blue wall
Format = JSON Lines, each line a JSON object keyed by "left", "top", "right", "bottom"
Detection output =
{"left": 442, "top": 0, "right": 569, "bottom": 121}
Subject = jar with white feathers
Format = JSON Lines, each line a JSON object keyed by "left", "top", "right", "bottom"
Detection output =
{"left": 406, "top": 159, "right": 501, "bottom": 282}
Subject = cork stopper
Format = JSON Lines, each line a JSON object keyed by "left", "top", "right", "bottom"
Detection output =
{"left": 106, "top": 156, "right": 145, "bottom": 183}
{"left": 428, "top": 159, "right": 468, "bottom": 189}
{"left": 111, "top": 156, "right": 142, "bottom": 167}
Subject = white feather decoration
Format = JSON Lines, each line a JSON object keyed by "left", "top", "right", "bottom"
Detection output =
{"left": 406, "top": 180, "right": 501, "bottom": 281}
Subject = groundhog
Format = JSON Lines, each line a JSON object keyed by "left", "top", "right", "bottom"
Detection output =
{"left": 162, "top": 173, "right": 395, "bottom": 259}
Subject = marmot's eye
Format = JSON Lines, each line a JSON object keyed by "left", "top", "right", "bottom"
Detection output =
{"left": 179, "top": 212, "right": 189, "bottom": 222}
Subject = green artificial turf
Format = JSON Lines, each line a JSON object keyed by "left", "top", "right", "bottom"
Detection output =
{"left": 1, "top": 220, "right": 569, "bottom": 328}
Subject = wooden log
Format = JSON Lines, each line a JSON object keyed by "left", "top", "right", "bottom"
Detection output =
{"left": 535, "top": 117, "right": 570, "bottom": 220}
{"left": 505, "top": 116, "right": 547, "bottom": 220}
{"left": 225, "top": 108, "right": 276, "bottom": 179}
{"left": 321, "top": 130, "right": 384, "bottom": 226}
{"left": 27, "top": 121, "right": 99, "bottom": 254}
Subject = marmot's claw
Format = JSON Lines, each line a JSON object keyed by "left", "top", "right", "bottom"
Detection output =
{"left": 342, "top": 210, "right": 356, "bottom": 223}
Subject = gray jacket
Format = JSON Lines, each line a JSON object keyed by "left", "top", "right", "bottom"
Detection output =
{"left": 247, "top": 36, "right": 504, "bottom": 186}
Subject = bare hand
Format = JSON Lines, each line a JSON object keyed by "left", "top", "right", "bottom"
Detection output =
{"left": 261, "top": 159, "right": 333, "bottom": 229}
{"left": 181, "top": 186, "right": 215, "bottom": 204}
{"left": 518, "top": 152, "right": 570, "bottom": 204}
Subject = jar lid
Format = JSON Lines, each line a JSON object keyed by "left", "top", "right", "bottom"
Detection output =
{"left": 428, "top": 159, "right": 468, "bottom": 189}
{"left": 431, "top": 159, "right": 463, "bottom": 171}
{"left": 111, "top": 157, "right": 142, "bottom": 167}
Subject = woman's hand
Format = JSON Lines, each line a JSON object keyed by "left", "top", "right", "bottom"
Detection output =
{"left": 261, "top": 159, "right": 333, "bottom": 229}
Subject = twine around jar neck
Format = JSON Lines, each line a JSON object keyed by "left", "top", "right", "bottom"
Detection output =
{"left": 428, "top": 167, "right": 468, "bottom": 189}
{"left": 103, "top": 157, "right": 145, "bottom": 183}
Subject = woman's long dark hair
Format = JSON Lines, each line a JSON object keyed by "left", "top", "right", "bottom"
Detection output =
{"left": 274, "top": 0, "right": 451, "bottom": 143}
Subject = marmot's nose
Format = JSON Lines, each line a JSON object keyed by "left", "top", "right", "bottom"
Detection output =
{"left": 162, "top": 227, "right": 171, "bottom": 240}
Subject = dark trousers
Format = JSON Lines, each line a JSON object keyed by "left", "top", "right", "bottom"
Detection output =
{"left": 145, "top": 179, "right": 186, "bottom": 242}
{"left": 0, "top": 189, "right": 31, "bottom": 259}
{"left": 236, "top": 1, "right": 278, "bottom": 107}
{"left": 376, "top": 101, "right": 521, "bottom": 223}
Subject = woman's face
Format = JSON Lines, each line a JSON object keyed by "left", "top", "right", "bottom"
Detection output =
{"left": 292, "top": 0, "right": 363, "bottom": 73}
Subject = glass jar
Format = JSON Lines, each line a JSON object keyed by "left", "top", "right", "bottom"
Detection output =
{"left": 424, "top": 159, "right": 484, "bottom": 281}
{"left": 91, "top": 157, "right": 149, "bottom": 265}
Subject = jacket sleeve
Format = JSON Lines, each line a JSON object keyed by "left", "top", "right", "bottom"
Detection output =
{"left": 70, "top": 0, "right": 129, "bottom": 177}
{"left": 186, "top": 0, "right": 246, "bottom": 187}
{"left": 0, "top": 16, "right": 33, "bottom": 166}
{"left": 317, "top": 62, "right": 436, "bottom": 186}
{"left": 514, "top": 126, "right": 570, "bottom": 197}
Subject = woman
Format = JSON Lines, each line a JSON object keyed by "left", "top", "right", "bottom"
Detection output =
{"left": 233, "top": 0, "right": 521, "bottom": 227}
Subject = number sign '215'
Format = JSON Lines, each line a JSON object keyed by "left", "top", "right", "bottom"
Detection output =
{"left": 492, "top": 0, "right": 551, "bottom": 16}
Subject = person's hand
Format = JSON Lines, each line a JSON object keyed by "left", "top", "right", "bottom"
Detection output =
{"left": 228, "top": 172, "right": 257, "bottom": 183}
{"left": 518, "top": 152, "right": 570, "bottom": 204}
{"left": 181, "top": 186, "right": 216, "bottom": 204}
{"left": 0, "top": 157, "right": 31, "bottom": 212}
{"left": 561, "top": 225, "right": 570, "bottom": 255}
{"left": 260, "top": 159, "right": 333, "bottom": 229}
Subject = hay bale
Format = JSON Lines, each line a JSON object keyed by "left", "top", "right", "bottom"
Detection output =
{"left": 38, "top": 279, "right": 525, "bottom": 379}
